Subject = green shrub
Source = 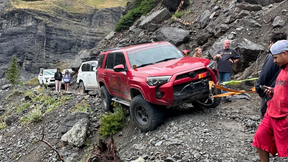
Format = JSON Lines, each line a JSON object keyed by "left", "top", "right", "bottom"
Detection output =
{"left": 99, "top": 103, "right": 126, "bottom": 137}
{"left": 20, "top": 105, "right": 43, "bottom": 125}
{"left": 115, "top": 0, "right": 157, "bottom": 32}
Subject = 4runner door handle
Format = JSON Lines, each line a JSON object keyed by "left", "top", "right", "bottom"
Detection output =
{"left": 112, "top": 75, "right": 116, "bottom": 78}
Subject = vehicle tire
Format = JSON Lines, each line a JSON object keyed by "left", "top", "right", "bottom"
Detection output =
{"left": 79, "top": 82, "right": 86, "bottom": 95}
{"left": 192, "top": 88, "right": 222, "bottom": 108}
{"left": 130, "top": 95, "right": 164, "bottom": 132}
{"left": 100, "top": 86, "right": 113, "bottom": 112}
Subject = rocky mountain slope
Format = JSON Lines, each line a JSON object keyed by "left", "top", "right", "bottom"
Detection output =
{"left": 0, "top": 0, "right": 123, "bottom": 85}
{"left": 1, "top": 0, "right": 288, "bottom": 162}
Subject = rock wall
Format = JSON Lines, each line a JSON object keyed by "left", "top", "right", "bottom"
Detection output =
{"left": 0, "top": 6, "right": 122, "bottom": 85}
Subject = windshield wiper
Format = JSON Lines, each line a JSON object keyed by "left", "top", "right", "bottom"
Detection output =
{"left": 137, "top": 63, "right": 154, "bottom": 68}
{"left": 155, "top": 57, "right": 177, "bottom": 63}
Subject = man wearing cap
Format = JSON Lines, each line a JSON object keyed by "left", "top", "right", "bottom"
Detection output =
{"left": 252, "top": 40, "right": 288, "bottom": 161}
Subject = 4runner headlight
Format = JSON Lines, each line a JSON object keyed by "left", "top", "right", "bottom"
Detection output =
{"left": 207, "top": 61, "right": 217, "bottom": 70}
{"left": 146, "top": 76, "right": 171, "bottom": 86}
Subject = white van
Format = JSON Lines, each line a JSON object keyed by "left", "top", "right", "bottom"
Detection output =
{"left": 76, "top": 61, "right": 98, "bottom": 94}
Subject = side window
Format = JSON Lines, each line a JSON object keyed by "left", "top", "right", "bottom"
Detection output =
{"left": 98, "top": 55, "right": 105, "bottom": 68}
{"left": 115, "top": 53, "right": 126, "bottom": 67}
{"left": 86, "top": 63, "right": 91, "bottom": 71}
{"left": 81, "top": 63, "right": 87, "bottom": 71}
{"left": 105, "top": 53, "right": 114, "bottom": 69}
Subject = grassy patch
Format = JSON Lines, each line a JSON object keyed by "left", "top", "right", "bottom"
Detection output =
{"left": 115, "top": 0, "right": 157, "bottom": 32}
{"left": 0, "top": 122, "right": 7, "bottom": 130}
{"left": 25, "top": 77, "right": 39, "bottom": 86}
{"left": 16, "top": 102, "right": 31, "bottom": 113}
{"left": 72, "top": 100, "right": 91, "bottom": 115}
{"left": 6, "top": 89, "right": 24, "bottom": 100}
{"left": 11, "top": 0, "right": 129, "bottom": 14}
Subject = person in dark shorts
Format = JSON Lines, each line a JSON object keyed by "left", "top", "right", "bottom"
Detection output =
{"left": 63, "top": 69, "right": 72, "bottom": 92}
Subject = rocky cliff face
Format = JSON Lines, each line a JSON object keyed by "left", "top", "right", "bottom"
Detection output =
{"left": 93, "top": 0, "right": 287, "bottom": 82}
{"left": 0, "top": 3, "right": 122, "bottom": 85}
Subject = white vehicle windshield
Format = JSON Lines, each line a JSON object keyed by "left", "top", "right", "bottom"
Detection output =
{"left": 43, "top": 70, "right": 56, "bottom": 75}
{"left": 127, "top": 43, "right": 184, "bottom": 68}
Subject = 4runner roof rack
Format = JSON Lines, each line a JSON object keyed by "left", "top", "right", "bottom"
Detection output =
{"left": 102, "top": 40, "right": 155, "bottom": 52}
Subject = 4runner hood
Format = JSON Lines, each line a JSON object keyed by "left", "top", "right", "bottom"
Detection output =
{"left": 135, "top": 57, "right": 211, "bottom": 76}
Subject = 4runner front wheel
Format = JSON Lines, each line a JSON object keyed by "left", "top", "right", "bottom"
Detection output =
{"left": 100, "top": 86, "right": 112, "bottom": 112}
{"left": 130, "top": 95, "right": 164, "bottom": 132}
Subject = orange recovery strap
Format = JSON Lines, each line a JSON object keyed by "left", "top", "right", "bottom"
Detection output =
{"left": 209, "top": 81, "right": 256, "bottom": 98}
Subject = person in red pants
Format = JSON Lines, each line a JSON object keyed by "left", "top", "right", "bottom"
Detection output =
{"left": 252, "top": 40, "right": 288, "bottom": 162}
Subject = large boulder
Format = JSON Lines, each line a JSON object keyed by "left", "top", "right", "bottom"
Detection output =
{"left": 60, "top": 111, "right": 89, "bottom": 134}
{"left": 155, "top": 27, "right": 190, "bottom": 45}
{"left": 61, "top": 118, "right": 89, "bottom": 147}
{"left": 139, "top": 8, "right": 171, "bottom": 29}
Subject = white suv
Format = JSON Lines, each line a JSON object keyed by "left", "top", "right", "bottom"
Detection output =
{"left": 38, "top": 68, "right": 57, "bottom": 86}
{"left": 76, "top": 61, "right": 98, "bottom": 94}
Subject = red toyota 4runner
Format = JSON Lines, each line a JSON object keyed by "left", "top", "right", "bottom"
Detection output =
{"left": 96, "top": 41, "right": 221, "bottom": 131}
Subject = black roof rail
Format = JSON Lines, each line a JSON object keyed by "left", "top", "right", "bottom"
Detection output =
{"left": 102, "top": 40, "right": 155, "bottom": 52}
{"left": 103, "top": 47, "right": 121, "bottom": 52}
{"left": 119, "top": 40, "right": 155, "bottom": 47}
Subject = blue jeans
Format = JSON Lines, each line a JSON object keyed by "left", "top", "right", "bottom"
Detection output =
{"left": 219, "top": 72, "right": 231, "bottom": 93}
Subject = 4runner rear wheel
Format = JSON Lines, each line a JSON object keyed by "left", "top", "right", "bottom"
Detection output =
{"left": 100, "top": 86, "right": 112, "bottom": 112}
{"left": 192, "top": 88, "right": 222, "bottom": 108}
{"left": 130, "top": 95, "right": 164, "bottom": 132}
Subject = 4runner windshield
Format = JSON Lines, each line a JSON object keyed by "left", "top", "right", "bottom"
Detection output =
{"left": 127, "top": 43, "right": 183, "bottom": 68}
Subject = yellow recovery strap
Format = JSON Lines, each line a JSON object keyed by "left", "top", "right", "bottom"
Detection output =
{"left": 209, "top": 81, "right": 256, "bottom": 98}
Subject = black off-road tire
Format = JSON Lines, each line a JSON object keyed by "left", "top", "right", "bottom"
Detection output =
{"left": 79, "top": 82, "right": 86, "bottom": 95}
{"left": 100, "top": 86, "right": 113, "bottom": 112}
{"left": 130, "top": 95, "right": 164, "bottom": 132}
{"left": 208, "top": 88, "right": 222, "bottom": 108}
{"left": 192, "top": 88, "right": 222, "bottom": 109}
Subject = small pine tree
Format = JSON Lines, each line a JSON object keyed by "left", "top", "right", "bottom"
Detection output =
{"left": 5, "top": 55, "right": 21, "bottom": 85}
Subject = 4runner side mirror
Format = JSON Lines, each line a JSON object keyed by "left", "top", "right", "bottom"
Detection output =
{"left": 113, "top": 64, "right": 125, "bottom": 72}
{"left": 182, "top": 50, "right": 190, "bottom": 56}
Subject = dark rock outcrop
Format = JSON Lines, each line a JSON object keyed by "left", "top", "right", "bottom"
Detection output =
{"left": 0, "top": 7, "right": 122, "bottom": 85}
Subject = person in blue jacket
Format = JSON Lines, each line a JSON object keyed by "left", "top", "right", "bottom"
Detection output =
{"left": 63, "top": 69, "right": 72, "bottom": 92}
{"left": 255, "top": 32, "right": 287, "bottom": 118}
